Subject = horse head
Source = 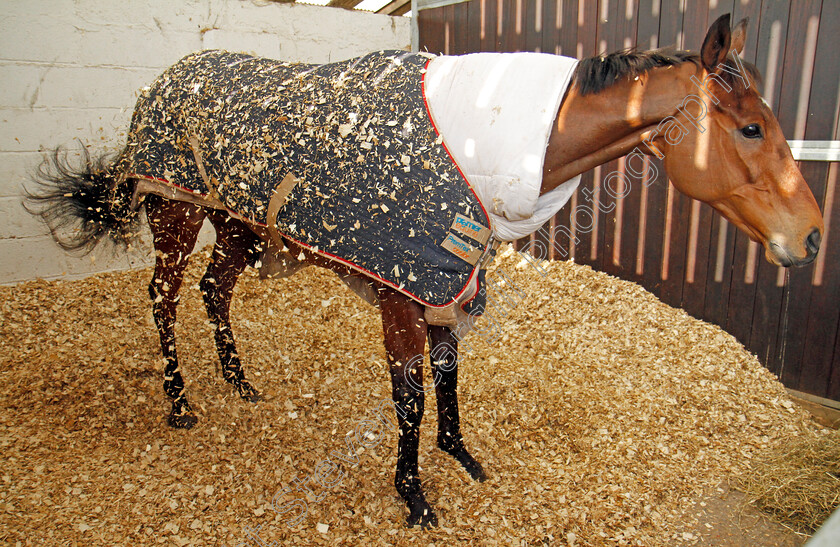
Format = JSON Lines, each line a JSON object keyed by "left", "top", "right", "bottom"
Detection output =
{"left": 652, "top": 14, "right": 824, "bottom": 267}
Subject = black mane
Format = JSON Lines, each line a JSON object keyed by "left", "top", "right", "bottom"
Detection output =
{"left": 573, "top": 48, "right": 762, "bottom": 95}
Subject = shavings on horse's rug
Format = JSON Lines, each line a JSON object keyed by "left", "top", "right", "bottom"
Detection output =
{"left": 125, "top": 50, "right": 491, "bottom": 309}
{"left": 122, "top": 49, "right": 581, "bottom": 313}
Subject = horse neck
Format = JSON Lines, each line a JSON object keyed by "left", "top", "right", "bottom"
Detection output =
{"left": 541, "top": 62, "right": 698, "bottom": 195}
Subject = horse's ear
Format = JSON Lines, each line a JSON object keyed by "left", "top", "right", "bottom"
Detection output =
{"left": 701, "top": 13, "right": 732, "bottom": 73}
{"left": 730, "top": 18, "right": 749, "bottom": 55}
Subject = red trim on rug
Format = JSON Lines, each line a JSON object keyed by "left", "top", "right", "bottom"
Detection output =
{"left": 129, "top": 170, "right": 467, "bottom": 309}
{"left": 421, "top": 57, "right": 490, "bottom": 313}
{"left": 421, "top": 58, "right": 491, "bottom": 224}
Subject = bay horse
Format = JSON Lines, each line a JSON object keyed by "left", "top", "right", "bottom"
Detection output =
{"left": 26, "top": 14, "right": 823, "bottom": 528}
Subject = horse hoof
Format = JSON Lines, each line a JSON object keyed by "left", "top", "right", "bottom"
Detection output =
{"left": 439, "top": 441, "right": 487, "bottom": 481}
{"left": 407, "top": 506, "right": 438, "bottom": 529}
{"left": 168, "top": 411, "right": 198, "bottom": 429}
{"left": 468, "top": 461, "right": 488, "bottom": 482}
{"left": 456, "top": 450, "right": 487, "bottom": 482}
{"left": 237, "top": 381, "right": 262, "bottom": 402}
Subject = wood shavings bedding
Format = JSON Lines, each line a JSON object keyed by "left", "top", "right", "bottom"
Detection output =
{"left": 0, "top": 245, "right": 825, "bottom": 545}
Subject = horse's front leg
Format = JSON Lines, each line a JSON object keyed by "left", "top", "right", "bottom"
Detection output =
{"left": 428, "top": 325, "right": 487, "bottom": 481}
{"left": 378, "top": 287, "right": 438, "bottom": 528}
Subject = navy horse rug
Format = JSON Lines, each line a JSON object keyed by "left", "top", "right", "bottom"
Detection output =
{"left": 124, "top": 49, "right": 580, "bottom": 318}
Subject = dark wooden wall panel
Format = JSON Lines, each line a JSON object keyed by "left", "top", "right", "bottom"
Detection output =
{"left": 739, "top": 0, "right": 791, "bottom": 372}
{"left": 767, "top": 0, "right": 823, "bottom": 388}
{"left": 796, "top": 0, "right": 840, "bottom": 398}
{"left": 419, "top": 0, "right": 840, "bottom": 402}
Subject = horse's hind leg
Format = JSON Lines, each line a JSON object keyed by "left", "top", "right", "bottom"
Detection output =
{"left": 428, "top": 325, "right": 487, "bottom": 481}
{"left": 146, "top": 194, "right": 206, "bottom": 429}
{"left": 200, "top": 211, "right": 262, "bottom": 402}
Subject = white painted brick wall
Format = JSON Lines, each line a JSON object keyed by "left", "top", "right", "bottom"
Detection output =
{"left": 0, "top": 0, "right": 410, "bottom": 284}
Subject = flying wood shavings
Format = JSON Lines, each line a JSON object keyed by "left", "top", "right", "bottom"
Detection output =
{"left": 124, "top": 50, "right": 489, "bottom": 309}
{"left": 0, "top": 245, "right": 828, "bottom": 545}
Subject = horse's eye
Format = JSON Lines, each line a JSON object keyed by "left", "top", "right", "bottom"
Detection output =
{"left": 741, "top": 124, "right": 763, "bottom": 139}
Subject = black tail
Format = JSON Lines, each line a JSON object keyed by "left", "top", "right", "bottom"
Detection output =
{"left": 24, "top": 144, "right": 140, "bottom": 254}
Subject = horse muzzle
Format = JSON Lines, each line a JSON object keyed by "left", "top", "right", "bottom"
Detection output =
{"left": 766, "top": 227, "right": 821, "bottom": 267}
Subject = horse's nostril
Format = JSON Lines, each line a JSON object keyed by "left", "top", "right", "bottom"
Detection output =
{"left": 806, "top": 228, "right": 821, "bottom": 254}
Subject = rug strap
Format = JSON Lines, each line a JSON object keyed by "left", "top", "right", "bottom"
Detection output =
{"left": 266, "top": 173, "right": 302, "bottom": 244}
{"left": 188, "top": 135, "right": 220, "bottom": 199}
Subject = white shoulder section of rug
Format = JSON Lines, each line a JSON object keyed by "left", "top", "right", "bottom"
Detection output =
{"left": 424, "top": 52, "right": 581, "bottom": 242}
